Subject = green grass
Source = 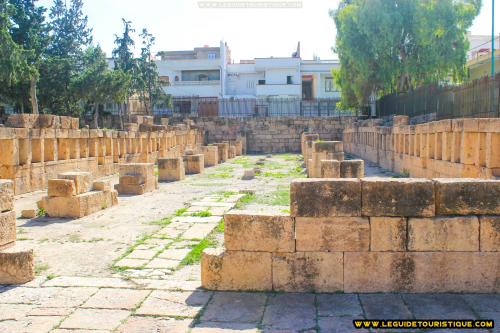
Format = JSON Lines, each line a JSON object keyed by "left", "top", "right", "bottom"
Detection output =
{"left": 215, "top": 218, "right": 224, "bottom": 233}
{"left": 191, "top": 210, "right": 212, "bottom": 217}
{"left": 35, "top": 263, "right": 49, "bottom": 275}
{"left": 149, "top": 216, "right": 173, "bottom": 226}
{"left": 230, "top": 156, "right": 255, "bottom": 168}
{"left": 179, "top": 237, "right": 217, "bottom": 266}
{"left": 36, "top": 208, "right": 46, "bottom": 217}
{"left": 174, "top": 207, "right": 188, "bottom": 216}
{"left": 264, "top": 187, "right": 290, "bottom": 206}
{"left": 234, "top": 193, "right": 257, "bottom": 209}
{"left": 206, "top": 172, "right": 232, "bottom": 179}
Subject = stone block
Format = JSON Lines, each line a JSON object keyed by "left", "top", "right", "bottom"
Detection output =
{"left": 0, "top": 180, "right": 14, "bottom": 212}
{"left": 272, "top": 252, "right": 343, "bottom": 292}
{"left": 44, "top": 190, "right": 118, "bottom": 218}
{"left": 434, "top": 179, "right": 500, "bottom": 215}
{"left": 118, "top": 163, "right": 155, "bottom": 179}
{"left": 201, "top": 146, "right": 218, "bottom": 167}
{"left": 480, "top": 216, "right": 500, "bottom": 251}
{"left": 184, "top": 154, "right": 204, "bottom": 174}
{"left": 228, "top": 146, "right": 236, "bottom": 159}
{"left": 313, "top": 141, "right": 344, "bottom": 153}
{"left": 408, "top": 216, "right": 479, "bottom": 251}
{"left": 290, "top": 179, "right": 361, "bottom": 217}
{"left": 241, "top": 169, "right": 255, "bottom": 180}
{"left": 0, "top": 211, "right": 16, "bottom": 247}
{"left": 201, "top": 248, "right": 272, "bottom": 291}
{"left": 92, "top": 180, "right": 112, "bottom": 192}
{"left": 344, "top": 252, "right": 500, "bottom": 293}
{"left": 224, "top": 212, "right": 295, "bottom": 252}
{"left": 58, "top": 171, "right": 91, "bottom": 194}
{"left": 214, "top": 143, "right": 229, "bottom": 163}
{"left": 295, "top": 217, "right": 369, "bottom": 252}
{"left": 158, "top": 157, "right": 185, "bottom": 182}
{"left": 0, "top": 246, "right": 34, "bottom": 284}
{"left": 320, "top": 160, "right": 340, "bottom": 178}
{"left": 340, "top": 160, "right": 365, "bottom": 178}
{"left": 361, "top": 178, "right": 435, "bottom": 217}
{"left": 47, "top": 179, "right": 76, "bottom": 197}
{"left": 21, "top": 209, "right": 37, "bottom": 219}
{"left": 370, "top": 217, "right": 407, "bottom": 251}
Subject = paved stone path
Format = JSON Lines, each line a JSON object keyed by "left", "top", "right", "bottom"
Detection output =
{"left": 1, "top": 154, "right": 498, "bottom": 332}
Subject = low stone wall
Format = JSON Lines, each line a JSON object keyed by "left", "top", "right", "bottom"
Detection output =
{"left": 194, "top": 117, "right": 355, "bottom": 154}
{"left": 343, "top": 116, "right": 500, "bottom": 178}
{"left": 0, "top": 114, "right": 203, "bottom": 194}
{"left": 201, "top": 178, "right": 500, "bottom": 293}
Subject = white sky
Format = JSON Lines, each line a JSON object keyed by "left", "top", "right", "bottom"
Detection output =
{"left": 37, "top": 0, "right": 498, "bottom": 61}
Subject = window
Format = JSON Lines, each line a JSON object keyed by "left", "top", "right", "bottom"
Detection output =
{"left": 325, "top": 77, "right": 335, "bottom": 92}
{"left": 287, "top": 76, "right": 293, "bottom": 84}
{"left": 246, "top": 81, "right": 255, "bottom": 89}
{"left": 258, "top": 79, "right": 266, "bottom": 85}
{"left": 208, "top": 52, "right": 216, "bottom": 59}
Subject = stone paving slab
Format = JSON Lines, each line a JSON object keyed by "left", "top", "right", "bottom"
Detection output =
{"left": 402, "top": 294, "right": 478, "bottom": 319}
{"left": 192, "top": 321, "right": 259, "bottom": 332}
{"left": 43, "top": 276, "right": 136, "bottom": 288}
{"left": 359, "top": 294, "right": 413, "bottom": 319}
{"left": 115, "top": 316, "right": 192, "bottom": 333}
{"left": 59, "top": 308, "right": 131, "bottom": 330}
{"left": 132, "top": 278, "right": 202, "bottom": 291}
{"left": 0, "top": 315, "right": 63, "bottom": 333}
{"left": 261, "top": 293, "right": 317, "bottom": 331}
{"left": 200, "top": 292, "right": 267, "bottom": 324}
{"left": 115, "top": 258, "right": 148, "bottom": 268}
{"left": 135, "top": 290, "right": 212, "bottom": 317}
{"left": 158, "top": 248, "right": 192, "bottom": 260}
{"left": 172, "top": 216, "right": 222, "bottom": 224}
{"left": 317, "top": 294, "right": 364, "bottom": 317}
{"left": 182, "top": 223, "right": 218, "bottom": 240}
{"left": 81, "top": 288, "right": 151, "bottom": 309}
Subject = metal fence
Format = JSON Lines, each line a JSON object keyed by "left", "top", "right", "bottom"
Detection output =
{"left": 153, "top": 97, "right": 350, "bottom": 118}
{"left": 376, "top": 74, "right": 500, "bottom": 119}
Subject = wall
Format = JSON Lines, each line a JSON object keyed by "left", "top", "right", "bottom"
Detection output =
{"left": 343, "top": 117, "right": 500, "bottom": 179}
{"left": 193, "top": 116, "right": 356, "bottom": 153}
{"left": 0, "top": 114, "right": 202, "bottom": 194}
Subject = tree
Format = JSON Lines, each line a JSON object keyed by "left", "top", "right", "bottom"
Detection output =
{"left": 0, "top": 0, "right": 32, "bottom": 111}
{"left": 8, "top": 0, "right": 49, "bottom": 114}
{"left": 38, "top": 0, "right": 92, "bottom": 115}
{"left": 72, "top": 46, "right": 130, "bottom": 128}
{"left": 137, "top": 28, "right": 166, "bottom": 114}
{"left": 331, "top": 0, "right": 481, "bottom": 108}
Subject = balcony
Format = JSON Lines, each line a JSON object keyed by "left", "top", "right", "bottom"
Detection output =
{"left": 173, "top": 80, "right": 220, "bottom": 86}
{"left": 256, "top": 83, "right": 301, "bottom": 97}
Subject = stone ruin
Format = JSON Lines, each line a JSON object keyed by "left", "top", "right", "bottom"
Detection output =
{"left": 201, "top": 177, "right": 500, "bottom": 293}
{"left": 0, "top": 180, "right": 34, "bottom": 284}
{"left": 40, "top": 171, "right": 118, "bottom": 218}
{"left": 116, "top": 163, "right": 158, "bottom": 195}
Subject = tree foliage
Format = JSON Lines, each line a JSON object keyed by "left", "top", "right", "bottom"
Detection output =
{"left": 331, "top": 0, "right": 482, "bottom": 108}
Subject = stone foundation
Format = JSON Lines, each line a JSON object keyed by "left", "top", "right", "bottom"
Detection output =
{"left": 158, "top": 157, "right": 185, "bottom": 182}
{"left": 0, "top": 179, "right": 34, "bottom": 284}
{"left": 201, "top": 178, "right": 500, "bottom": 293}
{"left": 115, "top": 163, "right": 158, "bottom": 195}
{"left": 201, "top": 146, "right": 218, "bottom": 167}
{"left": 184, "top": 154, "right": 205, "bottom": 175}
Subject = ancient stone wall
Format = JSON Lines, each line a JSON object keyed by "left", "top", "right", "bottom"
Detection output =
{"left": 201, "top": 178, "right": 500, "bottom": 293}
{"left": 194, "top": 117, "right": 355, "bottom": 154}
{"left": 343, "top": 116, "right": 500, "bottom": 178}
{"left": 0, "top": 114, "right": 203, "bottom": 194}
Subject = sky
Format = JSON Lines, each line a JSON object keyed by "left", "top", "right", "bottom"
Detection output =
{"left": 37, "top": 0, "right": 498, "bottom": 62}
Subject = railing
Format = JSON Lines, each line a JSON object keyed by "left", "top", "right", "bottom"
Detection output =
{"left": 173, "top": 80, "right": 221, "bottom": 86}
{"left": 376, "top": 74, "right": 500, "bottom": 119}
{"left": 153, "top": 97, "right": 351, "bottom": 118}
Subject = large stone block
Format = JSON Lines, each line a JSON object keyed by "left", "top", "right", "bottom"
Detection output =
{"left": 434, "top": 179, "right": 500, "bottom": 215}
{"left": 201, "top": 146, "right": 218, "bottom": 167}
{"left": 340, "top": 160, "right": 365, "bottom": 178}
{"left": 295, "top": 217, "right": 369, "bottom": 252}
{"left": 0, "top": 246, "right": 34, "bottom": 284}
{"left": 313, "top": 141, "right": 344, "bottom": 153}
{"left": 183, "top": 154, "right": 204, "bottom": 174}
{"left": 0, "top": 180, "right": 14, "bottom": 212}
{"left": 408, "top": 216, "right": 479, "bottom": 251}
{"left": 480, "top": 216, "right": 500, "bottom": 251}
{"left": 344, "top": 252, "right": 500, "bottom": 293}
{"left": 58, "top": 171, "right": 91, "bottom": 194}
{"left": 370, "top": 217, "right": 407, "bottom": 251}
{"left": 320, "top": 160, "right": 340, "bottom": 178}
{"left": 272, "top": 252, "right": 343, "bottom": 292}
{"left": 118, "top": 163, "right": 155, "bottom": 179}
{"left": 158, "top": 157, "right": 185, "bottom": 182}
{"left": 224, "top": 212, "right": 295, "bottom": 252}
{"left": 92, "top": 180, "right": 112, "bottom": 192}
{"left": 214, "top": 143, "right": 229, "bottom": 163}
{"left": 47, "top": 179, "right": 76, "bottom": 197}
{"left": 0, "top": 211, "right": 16, "bottom": 247}
{"left": 291, "top": 179, "right": 361, "bottom": 217}
{"left": 201, "top": 248, "right": 272, "bottom": 291}
{"left": 361, "top": 178, "right": 435, "bottom": 217}
{"left": 44, "top": 190, "right": 117, "bottom": 218}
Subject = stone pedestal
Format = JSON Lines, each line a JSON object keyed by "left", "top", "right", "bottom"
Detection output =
{"left": 184, "top": 154, "right": 204, "bottom": 174}
{"left": 158, "top": 157, "right": 185, "bottom": 182}
{"left": 201, "top": 146, "right": 218, "bottom": 167}
{"left": 116, "top": 163, "right": 158, "bottom": 195}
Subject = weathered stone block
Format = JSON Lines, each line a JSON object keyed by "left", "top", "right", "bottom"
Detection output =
{"left": 201, "top": 146, "right": 218, "bottom": 167}
{"left": 201, "top": 248, "right": 272, "bottom": 291}
{"left": 225, "top": 212, "right": 295, "bottom": 252}
{"left": 47, "top": 179, "right": 76, "bottom": 197}
{"left": 0, "top": 246, "right": 34, "bottom": 284}
{"left": 92, "top": 180, "right": 112, "bottom": 192}
{"left": 361, "top": 178, "right": 435, "bottom": 217}
{"left": 480, "top": 216, "right": 500, "bottom": 251}
{"left": 214, "top": 143, "right": 229, "bottom": 163}
{"left": 158, "top": 157, "right": 185, "bottom": 182}
{"left": 272, "top": 252, "right": 343, "bottom": 292}
{"left": 408, "top": 216, "right": 479, "bottom": 251}
{"left": 434, "top": 179, "right": 500, "bottom": 215}
{"left": 21, "top": 209, "right": 37, "bottom": 219}
{"left": 320, "top": 160, "right": 340, "bottom": 178}
{"left": 0, "top": 180, "right": 14, "bottom": 212}
{"left": 340, "top": 160, "right": 365, "bottom": 178}
{"left": 344, "top": 252, "right": 500, "bottom": 293}
{"left": 184, "top": 154, "right": 204, "bottom": 174}
{"left": 0, "top": 210, "right": 16, "bottom": 247}
{"left": 313, "top": 141, "right": 344, "bottom": 153}
{"left": 44, "top": 190, "right": 118, "bottom": 218}
{"left": 291, "top": 179, "right": 361, "bottom": 217}
{"left": 118, "top": 163, "right": 155, "bottom": 179}
{"left": 295, "top": 217, "right": 369, "bottom": 252}
{"left": 58, "top": 171, "right": 91, "bottom": 194}
{"left": 241, "top": 169, "right": 255, "bottom": 180}
{"left": 370, "top": 217, "right": 407, "bottom": 251}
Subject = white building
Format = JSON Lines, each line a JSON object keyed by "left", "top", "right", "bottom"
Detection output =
{"left": 155, "top": 41, "right": 341, "bottom": 108}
